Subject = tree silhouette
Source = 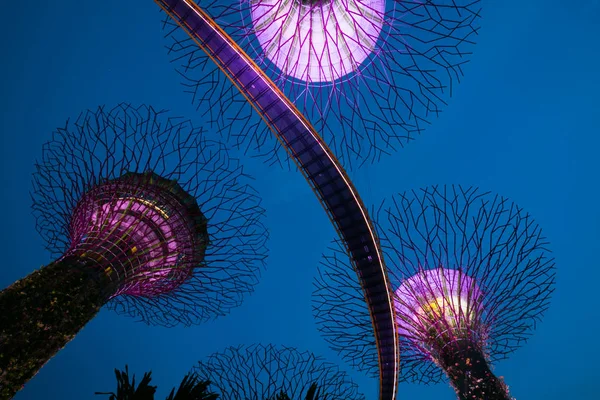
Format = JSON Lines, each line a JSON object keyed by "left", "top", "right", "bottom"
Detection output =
{"left": 97, "top": 366, "right": 340, "bottom": 400}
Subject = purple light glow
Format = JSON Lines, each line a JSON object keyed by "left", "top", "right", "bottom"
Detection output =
{"left": 394, "top": 267, "right": 485, "bottom": 344}
{"left": 251, "top": 0, "right": 385, "bottom": 82}
{"left": 97, "top": 199, "right": 183, "bottom": 296}
{"left": 67, "top": 174, "right": 204, "bottom": 298}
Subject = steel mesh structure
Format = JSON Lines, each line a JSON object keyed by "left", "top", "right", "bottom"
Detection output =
{"left": 313, "top": 185, "right": 555, "bottom": 399}
{"left": 162, "top": 0, "right": 482, "bottom": 169}
{"left": 0, "top": 103, "right": 268, "bottom": 398}
{"left": 194, "top": 344, "right": 366, "bottom": 399}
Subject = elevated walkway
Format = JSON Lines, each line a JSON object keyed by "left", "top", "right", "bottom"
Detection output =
{"left": 154, "top": 1, "right": 400, "bottom": 398}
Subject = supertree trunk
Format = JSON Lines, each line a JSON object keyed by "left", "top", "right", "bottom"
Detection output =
{"left": 0, "top": 256, "right": 116, "bottom": 399}
{"left": 437, "top": 342, "right": 511, "bottom": 400}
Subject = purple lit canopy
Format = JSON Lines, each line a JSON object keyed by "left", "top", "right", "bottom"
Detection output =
{"left": 69, "top": 171, "right": 208, "bottom": 298}
{"left": 251, "top": 0, "right": 385, "bottom": 82}
{"left": 164, "top": 0, "right": 482, "bottom": 168}
{"left": 394, "top": 267, "right": 485, "bottom": 343}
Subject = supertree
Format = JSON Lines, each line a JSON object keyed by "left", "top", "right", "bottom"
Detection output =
{"left": 161, "top": 0, "right": 482, "bottom": 168}
{"left": 0, "top": 104, "right": 268, "bottom": 399}
{"left": 193, "top": 344, "right": 365, "bottom": 399}
{"left": 313, "top": 185, "right": 556, "bottom": 399}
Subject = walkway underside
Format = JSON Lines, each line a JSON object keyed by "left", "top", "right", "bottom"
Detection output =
{"left": 153, "top": 1, "right": 400, "bottom": 398}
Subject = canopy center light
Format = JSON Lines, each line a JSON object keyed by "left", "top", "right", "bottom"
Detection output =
{"left": 251, "top": 0, "right": 385, "bottom": 82}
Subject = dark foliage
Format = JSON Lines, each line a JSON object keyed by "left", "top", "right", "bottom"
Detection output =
{"left": 95, "top": 366, "right": 157, "bottom": 400}
{"left": 96, "top": 366, "right": 219, "bottom": 400}
{"left": 96, "top": 367, "right": 334, "bottom": 400}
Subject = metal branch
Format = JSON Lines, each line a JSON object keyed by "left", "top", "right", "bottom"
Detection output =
{"left": 194, "top": 344, "right": 365, "bottom": 399}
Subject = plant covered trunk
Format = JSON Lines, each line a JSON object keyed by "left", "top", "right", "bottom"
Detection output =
{"left": 0, "top": 255, "right": 117, "bottom": 399}
{"left": 439, "top": 341, "right": 512, "bottom": 400}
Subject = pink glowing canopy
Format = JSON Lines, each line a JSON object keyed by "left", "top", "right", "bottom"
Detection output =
{"left": 251, "top": 0, "right": 385, "bottom": 82}
{"left": 68, "top": 172, "right": 206, "bottom": 298}
{"left": 393, "top": 268, "right": 484, "bottom": 339}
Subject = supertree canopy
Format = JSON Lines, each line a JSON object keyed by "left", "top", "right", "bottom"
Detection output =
{"left": 0, "top": 104, "right": 268, "bottom": 399}
{"left": 313, "top": 185, "right": 556, "bottom": 399}
{"left": 194, "top": 344, "right": 365, "bottom": 399}
{"left": 249, "top": 0, "right": 386, "bottom": 83}
{"left": 162, "top": 0, "right": 481, "bottom": 168}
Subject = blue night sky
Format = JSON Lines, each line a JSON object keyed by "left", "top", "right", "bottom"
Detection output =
{"left": 1, "top": 0, "right": 599, "bottom": 399}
